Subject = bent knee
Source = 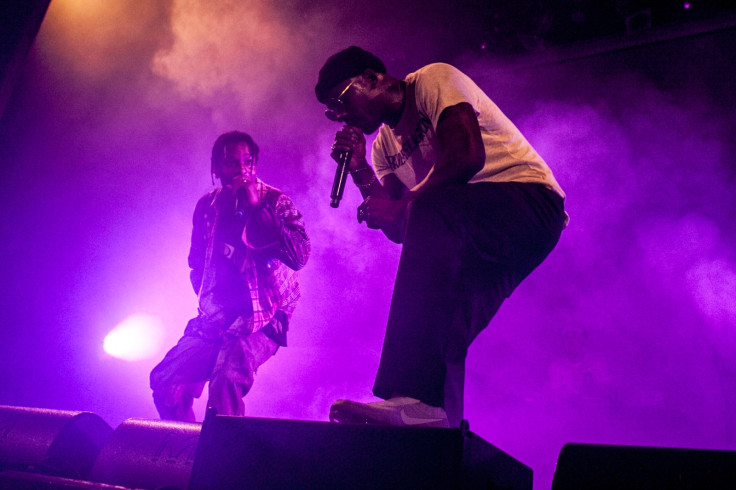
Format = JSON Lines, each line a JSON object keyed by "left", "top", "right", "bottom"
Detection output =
{"left": 211, "top": 365, "right": 255, "bottom": 391}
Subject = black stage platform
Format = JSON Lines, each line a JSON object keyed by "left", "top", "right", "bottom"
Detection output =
{"left": 2, "top": 405, "right": 735, "bottom": 489}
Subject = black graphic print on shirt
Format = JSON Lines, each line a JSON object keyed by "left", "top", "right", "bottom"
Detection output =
{"left": 384, "top": 112, "right": 432, "bottom": 171}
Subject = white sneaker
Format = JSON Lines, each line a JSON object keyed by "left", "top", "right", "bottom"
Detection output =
{"left": 329, "top": 396, "right": 449, "bottom": 428}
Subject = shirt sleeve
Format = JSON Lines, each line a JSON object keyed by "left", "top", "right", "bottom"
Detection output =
{"left": 187, "top": 193, "right": 212, "bottom": 294}
{"left": 413, "top": 63, "right": 481, "bottom": 129}
{"left": 245, "top": 191, "right": 310, "bottom": 272}
{"left": 372, "top": 131, "right": 390, "bottom": 181}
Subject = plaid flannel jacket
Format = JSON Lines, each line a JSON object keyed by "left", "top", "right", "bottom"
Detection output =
{"left": 188, "top": 180, "right": 309, "bottom": 341}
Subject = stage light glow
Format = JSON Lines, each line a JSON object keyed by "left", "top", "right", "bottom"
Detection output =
{"left": 687, "top": 258, "right": 736, "bottom": 326}
{"left": 41, "top": 0, "right": 163, "bottom": 81}
{"left": 104, "top": 313, "right": 165, "bottom": 361}
{"left": 51, "top": 0, "right": 104, "bottom": 18}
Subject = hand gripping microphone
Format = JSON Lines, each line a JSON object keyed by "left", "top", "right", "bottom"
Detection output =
{"left": 330, "top": 150, "right": 352, "bottom": 208}
{"left": 234, "top": 186, "right": 248, "bottom": 218}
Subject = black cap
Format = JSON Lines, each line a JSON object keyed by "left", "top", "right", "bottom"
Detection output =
{"left": 315, "top": 46, "right": 386, "bottom": 103}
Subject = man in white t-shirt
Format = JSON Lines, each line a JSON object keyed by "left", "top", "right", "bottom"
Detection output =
{"left": 315, "top": 46, "right": 567, "bottom": 428}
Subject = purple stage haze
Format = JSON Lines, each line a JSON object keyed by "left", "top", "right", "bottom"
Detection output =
{"left": 0, "top": 2, "right": 734, "bottom": 489}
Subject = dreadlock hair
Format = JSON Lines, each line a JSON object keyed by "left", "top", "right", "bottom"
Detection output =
{"left": 210, "top": 131, "right": 260, "bottom": 183}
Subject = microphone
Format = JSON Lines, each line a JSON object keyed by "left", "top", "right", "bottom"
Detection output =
{"left": 330, "top": 150, "right": 352, "bottom": 208}
{"left": 234, "top": 186, "right": 248, "bottom": 218}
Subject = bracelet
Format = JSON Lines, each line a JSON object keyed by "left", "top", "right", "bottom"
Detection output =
{"left": 350, "top": 166, "right": 373, "bottom": 174}
{"left": 352, "top": 171, "right": 377, "bottom": 189}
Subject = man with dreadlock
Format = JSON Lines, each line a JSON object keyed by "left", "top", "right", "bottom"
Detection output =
{"left": 150, "top": 131, "right": 310, "bottom": 421}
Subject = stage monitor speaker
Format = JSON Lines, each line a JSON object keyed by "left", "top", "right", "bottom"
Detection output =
{"left": 188, "top": 411, "right": 533, "bottom": 489}
{"left": 88, "top": 418, "right": 200, "bottom": 490}
{"left": 0, "top": 405, "right": 112, "bottom": 480}
{"left": 552, "top": 442, "right": 736, "bottom": 490}
{"left": 0, "top": 469, "right": 128, "bottom": 489}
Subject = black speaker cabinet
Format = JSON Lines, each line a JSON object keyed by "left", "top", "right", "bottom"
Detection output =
{"left": 552, "top": 442, "right": 736, "bottom": 490}
{"left": 88, "top": 418, "right": 201, "bottom": 490}
{"left": 189, "top": 411, "right": 532, "bottom": 489}
{"left": 0, "top": 405, "right": 112, "bottom": 480}
{"left": 0, "top": 469, "right": 125, "bottom": 489}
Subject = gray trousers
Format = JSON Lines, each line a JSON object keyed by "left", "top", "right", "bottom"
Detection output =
{"left": 150, "top": 327, "right": 278, "bottom": 422}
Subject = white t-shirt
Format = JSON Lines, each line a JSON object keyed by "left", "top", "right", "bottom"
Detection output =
{"left": 372, "top": 63, "right": 565, "bottom": 199}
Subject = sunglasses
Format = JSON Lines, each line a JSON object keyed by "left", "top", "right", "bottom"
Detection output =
{"left": 324, "top": 78, "right": 357, "bottom": 121}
